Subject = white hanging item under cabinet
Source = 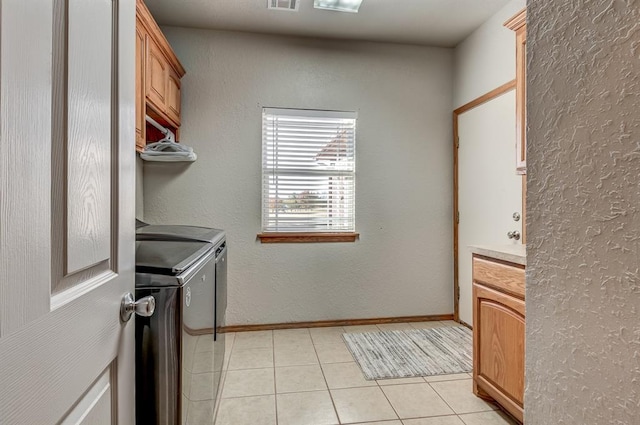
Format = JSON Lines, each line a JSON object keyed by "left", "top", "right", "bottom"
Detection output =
{"left": 140, "top": 115, "right": 197, "bottom": 162}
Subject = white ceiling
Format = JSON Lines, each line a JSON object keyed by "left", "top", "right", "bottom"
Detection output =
{"left": 145, "top": 0, "right": 511, "bottom": 48}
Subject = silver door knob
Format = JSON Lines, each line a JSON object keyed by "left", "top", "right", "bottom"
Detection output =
{"left": 507, "top": 230, "right": 521, "bottom": 241}
{"left": 120, "top": 292, "right": 155, "bottom": 322}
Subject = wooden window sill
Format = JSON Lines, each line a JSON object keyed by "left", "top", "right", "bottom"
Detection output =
{"left": 257, "top": 232, "right": 359, "bottom": 243}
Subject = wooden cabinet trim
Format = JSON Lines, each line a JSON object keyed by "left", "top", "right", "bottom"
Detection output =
{"left": 505, "top": 8, "right": 527, "bottom": 176}
{"left": 476, "top": 375, "right": 524, "bottom": 422}
{"left": 146, "top": 101, "right": 179, "bottom": 130}
{"left": 473, "top": 282, "right": 525, "bottom": 316}
{"left": 514, "top": 27, "right": 526, "bottom": 174}
{"left": 472, "top": 256, "right": 525, "bottom": 299}
{"left": 504, "top": 9, "right": 526, "bottom": 31}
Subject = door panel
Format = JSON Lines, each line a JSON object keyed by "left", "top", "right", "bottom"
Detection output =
{"left": 458, "top": 91, "right": 522, "bottom": 325}
{"left": 59, "top": 367, "right": 113, "bottom": 425}
{"left": 53, "top": 0, "right": 114, "bottom": 297}
{"left": 0, "top": 0, "right": 136, "bottom": 423}
{"left": 67, "top": 0, "right": 113, "bottom": 274}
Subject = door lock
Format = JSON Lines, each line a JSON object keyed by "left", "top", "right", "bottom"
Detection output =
{"left": 507, "top": 230, "right": 521, "bottom": 241}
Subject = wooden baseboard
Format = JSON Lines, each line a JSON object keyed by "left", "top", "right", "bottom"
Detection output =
{"left": 221, "top": 314, "right": 455, "bottom": 333}
{"left": 459, "top": 319, "right": 473, "bottom": 330}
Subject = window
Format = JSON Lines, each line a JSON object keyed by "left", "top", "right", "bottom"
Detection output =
{"left": 260, "top": 108, "right": 357, "bottom": 242}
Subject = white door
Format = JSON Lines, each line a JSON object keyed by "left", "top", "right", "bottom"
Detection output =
{"left": 0, "top": 0, "right": 136, "bottom": 423}
{"left": 457, "top": 90, "right": 523, "bottom": 325}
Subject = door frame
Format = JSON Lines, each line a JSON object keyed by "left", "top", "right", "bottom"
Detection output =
{"left": 452, "top": 80, "right": 523, "bottom": 324}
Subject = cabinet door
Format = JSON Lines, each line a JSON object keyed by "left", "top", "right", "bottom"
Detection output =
{"left": 146, "top": 35, "right": 167, "bottom": 112}
{"left": 473, "top": 283, "right": 524, "bottom": 422}
{"left": 166, "top": 67, "right": 181, "bottom": 126}
{"left": 135, "top": 24, "right": 146, "bottom": 150}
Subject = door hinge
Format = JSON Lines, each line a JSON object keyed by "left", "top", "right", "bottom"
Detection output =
{"left": 457, "top": 211, "right": 460, "bottom": 223}
{"left": 456, "top": 136, "right": 459, "bottom": 149}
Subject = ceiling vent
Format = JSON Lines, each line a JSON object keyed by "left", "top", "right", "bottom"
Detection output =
{"left": 268, "top": 0, "right": 299, "bottom": 11}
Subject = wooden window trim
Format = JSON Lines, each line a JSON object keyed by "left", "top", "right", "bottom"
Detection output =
{"left": 257, "top": 232, "right": 359, "bottom": 243}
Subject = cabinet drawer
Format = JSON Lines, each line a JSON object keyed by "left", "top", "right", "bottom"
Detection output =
{"left": 472, "top": 256, "right": 525, "bottom": 299}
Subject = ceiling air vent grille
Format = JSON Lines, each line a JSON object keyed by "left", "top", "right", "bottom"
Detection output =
{"left": 268, "top": 0, "right": 299, "bottom": 11}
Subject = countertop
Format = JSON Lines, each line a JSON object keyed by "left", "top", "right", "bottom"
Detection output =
{"left": 469, "top": 244, "right": 526, "bottom": 266}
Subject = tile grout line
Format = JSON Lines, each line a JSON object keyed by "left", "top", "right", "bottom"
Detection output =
{"left": 270, "top": 330, "right": 278, "bottom": 425}
{"left": 376, "top": 380, "right": 414, "bottom": 423}
{"left": 310, "top": 326, "right": 343, "bottom": 424}
{"left": 342, "top": 325, "right": 403, "bottom": 423}
{"left": 221, "top": 325, "right": 496, "bottom": 425}
{"left": 428, "top": 379, "right": 501, "bottom": 417}
{"left": 427, "top": 379, "right": 464, "bottom": 420}
{"left": 359, "top": 322, "right": 470, "bottom": 424}
{"left": 213, "top": 333, "right": 235, "bottom": 425}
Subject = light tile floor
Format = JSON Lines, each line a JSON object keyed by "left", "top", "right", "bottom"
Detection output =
{"left": 212, "top": 321, "right": 518, "bottom": 425}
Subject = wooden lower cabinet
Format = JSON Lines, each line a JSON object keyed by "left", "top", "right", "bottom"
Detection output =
{"left": 472, "top": 255, "right": 525, "bottom": 423}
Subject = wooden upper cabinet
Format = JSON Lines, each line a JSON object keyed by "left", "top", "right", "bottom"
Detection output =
{"left": 505, "top": 9, "right": 527, "bottom": 175}
{"left": 135, "top": 23, "right": 146, "bottom": 151}
{"left": 136, "top": 0, "right": 185, "bottom": 151}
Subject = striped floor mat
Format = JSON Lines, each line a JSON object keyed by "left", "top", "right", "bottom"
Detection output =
{"left": 342, "top": 326, "right": 472, "bottom": 380}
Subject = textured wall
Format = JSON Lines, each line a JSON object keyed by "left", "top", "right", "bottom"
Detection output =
{"left": 143, "top": 28, "right": 454, "bottom": 326}
{"left": 453, "top": 0, "right": 525, "bottom": 108}
{"left": 526, "top": 1, "right": 640, "bottom": 423}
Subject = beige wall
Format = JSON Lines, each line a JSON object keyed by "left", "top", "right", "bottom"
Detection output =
{"left": 143, "top": 28, "right": 454, "bottom": 326}
{"left": 453, "top": 0, "right": 525, "bottom": 108}
{"left": 526, "top": 2, "right": 640, "bottom": 423}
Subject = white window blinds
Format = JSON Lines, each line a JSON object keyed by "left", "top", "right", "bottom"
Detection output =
{"left": 262, "top": 108, "right": 356, "bottom": 233}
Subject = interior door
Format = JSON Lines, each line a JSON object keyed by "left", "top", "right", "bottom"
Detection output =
{"left": 0, "top": 0, "right": 136, "bottom": 423}
{"left": 457, "top": 90, "right": 522, "bottom": 325}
